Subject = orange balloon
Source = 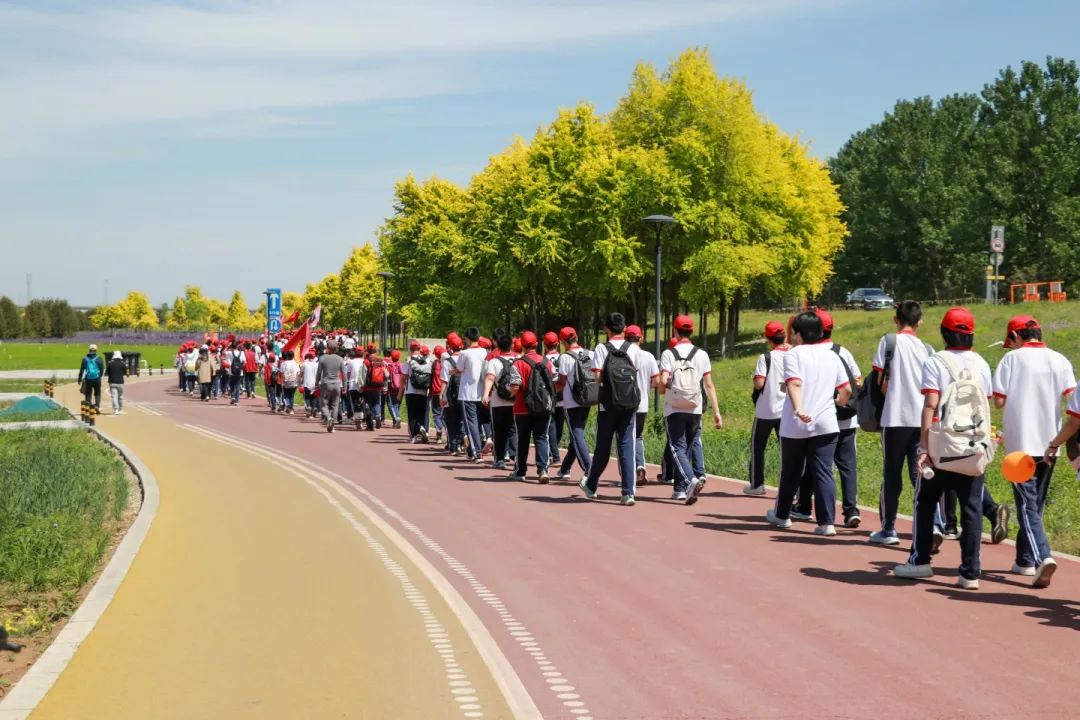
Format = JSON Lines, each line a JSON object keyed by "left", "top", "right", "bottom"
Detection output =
{"left": 1002, "top": 451, "right": 1036, "bottom": 483}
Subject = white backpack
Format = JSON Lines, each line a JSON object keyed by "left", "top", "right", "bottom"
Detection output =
{"left": 927, "top": 352, "right": 996, "bottom": 476}
{"left": 667, "top": 346, "right": 703, "bottom": 412}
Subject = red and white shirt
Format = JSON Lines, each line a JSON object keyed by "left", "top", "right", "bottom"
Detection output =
{"left": 780, "top": 343, "right": 850, "bottom": 439}
{"left": 920, "top": 349, "right": 992, "bottom": 400}
{"left": 992, "top": 343, "right": 1076, "bottom": 456}
{"left": 754, "top": 346, "right": 789, "bottom": 421}
{"left": 873, "top": 330, "right": 934, "bottom": 428}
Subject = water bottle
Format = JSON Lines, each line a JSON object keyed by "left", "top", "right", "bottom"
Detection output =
{"left": 921, "top": 465, "right": 935, "bottom": 480}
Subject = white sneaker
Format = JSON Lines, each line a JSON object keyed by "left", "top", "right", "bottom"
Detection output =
{"left": 672, "top": 492, "right": 688, "bottom": 501}
{"left": 537, "top": 471, "right": 550, "bottom": 485}
{"left": 814, "top": 525, "right": 837, "bottom": 537}
{"left": 790, "top": 510, "right": 813, "bottom": 521}
{"left": 765, "top": 509, "right": 792, "bottom": 529}
{"left": 743, "top": 485, "right": 767, "bottom": 496}
{"left": 578, "top": 477, "right": 597, "bottom": 500}
{"left": 1033, "top": 558, "right": 1058, "bottom": 588}
{"left": 869, "top": 530, "right": 901, "bottom": 546}
{"left": 893, "top": 563, "right": 933, "bottom": 579}
{"left": 685, "top": 477, "right": 706, "bottom": 506}
{"left": 508, "top": 473, "right": 526, "bottom": 481}
{"left": 620, "top": 495, "right": 636, "bottom": 506}
{"left": 558, "top": 472, "right": 572, "bottom": 481}
{"left": 1010, "top": 563, "right": 1037, "bottom": 577}
{"left": 931, "top": 529, "right": 944, "bottom": 555}
{"left": 956, "top": 576, "right": 980, "bottom": 590}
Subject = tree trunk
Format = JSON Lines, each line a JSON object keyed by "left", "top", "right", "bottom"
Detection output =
{"left": 700, "top": 309, "right": 707, "bottom": 352}
{"left": 717, "top": 297, "right": 728, "bottom": 358}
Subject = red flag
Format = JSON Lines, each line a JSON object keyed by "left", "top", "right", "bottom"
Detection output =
{"left": 309, "top": 305, "right": 322, "bottom": 330}
{"left": 281, "top": 321, "right": 313, "bottom": 359}
{"left": 283, "top": 308, "right": 301, "bottom": 327}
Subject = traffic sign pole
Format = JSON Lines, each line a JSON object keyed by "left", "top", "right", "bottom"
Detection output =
{"left": 265, "top": 288, "right": 281, "bottom": 339}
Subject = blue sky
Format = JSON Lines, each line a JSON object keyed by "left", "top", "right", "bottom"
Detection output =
{"left": 2, "top": 0, "right": 1079, "bottom": 308}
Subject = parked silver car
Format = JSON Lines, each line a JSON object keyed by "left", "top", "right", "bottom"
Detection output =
{"left": 846, "top": 287, "right": 894, "bottom": 310}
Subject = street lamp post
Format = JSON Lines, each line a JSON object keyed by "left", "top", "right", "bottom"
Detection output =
{"left": 261, "top": 290, "right": 272, "bottom": 339}
{"left": 642, "top": 215, "right": 675, "bottom": 413}
{"left": 377, "top": 271, "right": 395, "bottom": 353}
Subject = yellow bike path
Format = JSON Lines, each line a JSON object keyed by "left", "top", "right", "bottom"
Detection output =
{"left": 31, "top": 382, "right": 515, "bottom": 719}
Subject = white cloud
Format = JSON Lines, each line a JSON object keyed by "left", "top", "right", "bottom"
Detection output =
{"left": 0, "top": 0, "right": 851, "bottom": 157}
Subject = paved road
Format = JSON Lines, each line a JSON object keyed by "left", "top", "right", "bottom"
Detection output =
{"left": 41, "top": 378, "right": 1080, "bottom": 718}
{"left": 32, "top": 380, "right": 518, "bottom": 720}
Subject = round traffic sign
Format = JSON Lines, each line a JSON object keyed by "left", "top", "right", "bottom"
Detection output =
{"left": 268, "top": 318, "right": 282, "bottom": 332}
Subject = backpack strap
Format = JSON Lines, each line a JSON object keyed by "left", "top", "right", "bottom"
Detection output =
{"left": 764, "top": 352, "right": 772, "bottom": 376}
{"left": 833, "top": 344, "right": 856, "bottom": 389}
{"left": 883, "top": 333, "right": 897, "bottom": 379}
{"left": 685, "top": 346, "right": 699, "bottom": 363}
{"left": 934, "top": 351, "right": 963, "bottom": 383}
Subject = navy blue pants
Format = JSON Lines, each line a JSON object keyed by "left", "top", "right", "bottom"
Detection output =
{"left": 406, "top": 393, "right": 429, "bottom": 438}
{"left": 797, "top": 427, "right": 859, "bottom": 520}
{"left": 774, "top": 433, "right": 838, "bottom": 526}
{"left": 749, "top": 417, "right": 781, "bottom": 489}
{"left": 666, "top": 412, "right": 703, "bottom": 495}
{"left": 1013, "top": 457, "right": 1055, "bottom": 567}
{"left": 585, "top": 410, "right": 636, "bottom": 497}
{"left": 909, "top": 469, "right": 983, "bottom": 580}
{"left": 559, "top": 406, "right": 592, "bottom": 476}
{"left": 461, "top": 400, "right": 483, "bottom": 459}
{"left": 514, "top": 413, "right": 551, "bottom": 476}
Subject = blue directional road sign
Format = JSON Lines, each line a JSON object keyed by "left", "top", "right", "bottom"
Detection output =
{"left": 268, "top": 317, "right": 282, "bottom": 333}
{"left": 266, "top": 288, "right": 282, "bottom": 334}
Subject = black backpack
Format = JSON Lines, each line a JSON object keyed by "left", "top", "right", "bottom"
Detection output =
{"left": 495, "top": 357, "right": 516, "bottom": 400}
{"left": 751, "top": 352, "right": 772, "bottom": 404}
{"left": 445, "top": 356, "right": 461, "bottom": 404}
{"left": 523, "top": 357, "right": 556, "bottom": 416}
{"left": 569, "top": 351, "right": 600, "bottom": 407}
{"left": 831, "top": 344, "right": 858, "bottom": 421}
{"left": 600, "top": 342, "right": 640, "bottom": 412}
{"left": 409, "top": 359, "right": 432, "bottom": 390}
{"left": 230, "top": 350, "right": 244, "bottom": 376}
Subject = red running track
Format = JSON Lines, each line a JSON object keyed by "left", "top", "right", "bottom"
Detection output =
{"left": 132, "top": 380, "right": 1080, "bottom": 720}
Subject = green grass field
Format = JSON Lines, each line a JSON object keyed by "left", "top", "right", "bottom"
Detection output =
{"left": 0, "top": 429, "right": 131, "bottom": 637}
{"left": 0, "top": 343, "right": 177, "bottom": 371}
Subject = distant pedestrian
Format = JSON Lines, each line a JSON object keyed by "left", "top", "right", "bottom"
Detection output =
{"left": 316, "top": 347, "right": 345, "bottom": 433}
{"left": 106, "top": 350, "right": 126, "bottom": 414}
{"left": 482, "top": 330, "right": 518, "bottom": 470}
{"left": 555, "top": 326, "right": 594, "bottom": 481}
{"left": 624, "top": 325, "right": 659, "bottom": 488}
{"left": 196, "top": 346, "right": 216, "bottom": 402}
{"left": 543, "top": 332, "right": 564, "bottom": 465}
{"left": 508, "top": 331, "right": 555, "bottom": 483}
{"left": 78, "top": 344, "right": 105, "bottom": 410}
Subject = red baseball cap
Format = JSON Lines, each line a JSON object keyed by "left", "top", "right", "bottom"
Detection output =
{"left": 674, "top": 315, "right": 694, "bottom": 332}
{"left": 625, "top": 324, "right": 642, "bottom": 340}
{"left": 814, "top": 309, "right": 834, "bottom": 331}
{"left": 512, "top": 338, "right": 523, "bottom": 353}
{"left": 764, "top": 321, "right": 786, "bottom": 338}
{"left": 520, "top": 331, "right": 538, "bottom": 348}
{"left": 478, "top": 337, "right": 492, "bottom": 349}
{"left": 559, "top": 326, "right": 577, "bottom": 342}
{"left": 448, "top": 337, "right": 464, "bottom": 351}
{"left": 409, "top": 340, "right": 420, "bottom": 350}
{"left": 390, "top": 349, "right": 402, "bottom": 361}
{"left": 420, "top": 345, "right": 429, "bottom": 354}
{"left": 1006, "top": 315, "right": 1040, "bottom": 343}
{"left": 941, "top": 307, "right": 976, "bottom": 334}
{"left": 543, "top": 331, "right": 559, "bottom": 346}
{"left": 434, "top": 345, "right": 445, "bottom": 357}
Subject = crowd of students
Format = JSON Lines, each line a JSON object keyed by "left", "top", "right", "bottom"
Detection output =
{"left": 162, "top": 302, "right": 1080, "bottom": 592}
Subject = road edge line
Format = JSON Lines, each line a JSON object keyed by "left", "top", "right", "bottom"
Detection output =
{"left": 0, "top": 427, "right": 161, "bottom": 719}
{"left": 180, "top": 424, "right": 543, "bottom": 720}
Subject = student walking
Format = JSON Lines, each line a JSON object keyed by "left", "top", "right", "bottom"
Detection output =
{"left": 456, "top": 328, "right": 489, "bottom": 461}
{"left": 440, "top": 336, "right": 466, "bottom": 454}
{"left": 660, "top": 316, "right": 722, "bottom": 505}
{"left": 870, "top": 301, "right": 937, "bottom": 546}
{"left": 197, "top": 347, "right": 216, "bottom": 402}
{"left": 106, "top": 350, "right": 126, "bottom": 414}
{"left": 543, "top": 332, "right": 564, "bottom": 465}
{"left": 508, "top": 331, "right": 555, "bottom": 482}
{"left": 765, "top": 311, "right": 852, "bottom": 536}
{"left": 482, "top": 331, "right": 518, "bottom": 471}
{"left": 746, "top": 321, "right": 789, "bottom": 495}
{"left": 579, "top": 313, "right": 644, "bottom": 506}
{"left": 555, "top": 327, "right": 594, "bottom": 481}
{"left": 625, "top": 325, "right": 660, "bottom": 488}
{"left": 894, "top": 308, "right": 993, "bottom": 589}
{"left": 361, "top": 347, "right": 388, "bottom": 430}
{"left": 431, "top": 345, "right": 447, "bottom": 444}
{"left": 78, "top": 344, "right": 106, "bottom": 410}
{"left": 993, "top": 315, "right": 1076, "bottom": 588}
{"left": 316, "top": 348, "right": 345, "bottom": 433}
{"left": 279, "top": 350, "right": 300, "bottom": 415}
{"left": 403, "top": 346, "right": 435, "bottom": 442}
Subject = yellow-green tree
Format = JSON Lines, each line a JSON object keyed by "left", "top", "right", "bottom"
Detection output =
{"left": 90, "top": 291, "right": 160, "bottom": 330}
{"left": 166, "top": 298, "right": 189, "bottom": 330}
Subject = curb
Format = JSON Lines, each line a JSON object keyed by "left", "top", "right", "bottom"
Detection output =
{"left": 0, "top": 427, "right": 161, "bottom": 719}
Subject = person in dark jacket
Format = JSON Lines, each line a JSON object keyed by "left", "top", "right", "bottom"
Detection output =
{"left": 106, "top": 351, "right": 127, "bottom": 414}
{"left": 78, "top": 344, "right": 106, "bottom": 410}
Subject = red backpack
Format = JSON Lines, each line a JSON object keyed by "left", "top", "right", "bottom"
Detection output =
{"left": 369, "top": 359, "right": 387, "bottom": 386}
{"left": 389, "top": 361, "right": 404, "bottom": 391}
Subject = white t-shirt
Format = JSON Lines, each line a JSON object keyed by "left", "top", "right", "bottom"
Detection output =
{"left": 1067, "top": 382, "right": 1080, "bottom": 420}
{"left": 346, "top": 358, "right": 366, "bottom": 391}
{"left": 455, "top": 346, "right": 488, "bottom": 402}
{"left": 659, "top": 342, "right": 710, "bottom": 417}
{"left": 826, "top": 342, "right": 861, "bottom": 431}
{"left": 557, "top": 348, "right": 591, "bottom": 409}
{"left": 280, "top": 360, "right": 302, "bottom": 388}
{"left": 874, "top": 331, "right": 934, "bottom": 428}
{"left": 780, "top": 343, "right": 850, "bottom": 439}
{"left": 992, "top": 344, "right": 1076, "bottom": 457}
{"left": 591, "top": 338, "right": 643, "bottom": 413}
{"left": 636, "top": 349, "right": 660, "bottom": 413}
{"left": 753, "top": 347, "right": 789, "bottom": 420}
{"left": 301, "top": 359, "right": 319, "bottom": 390}
{"left": 484, "top": 354, "right": 518, "bottom": 409}
{"left": 342, "top": 336, "right": 357, "bottom": 350}
{"left": 920, "top": 350, "right": 993, "bottom": 401}
{"left": 402, "top": 356, "right": 435, "bottom": 395}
